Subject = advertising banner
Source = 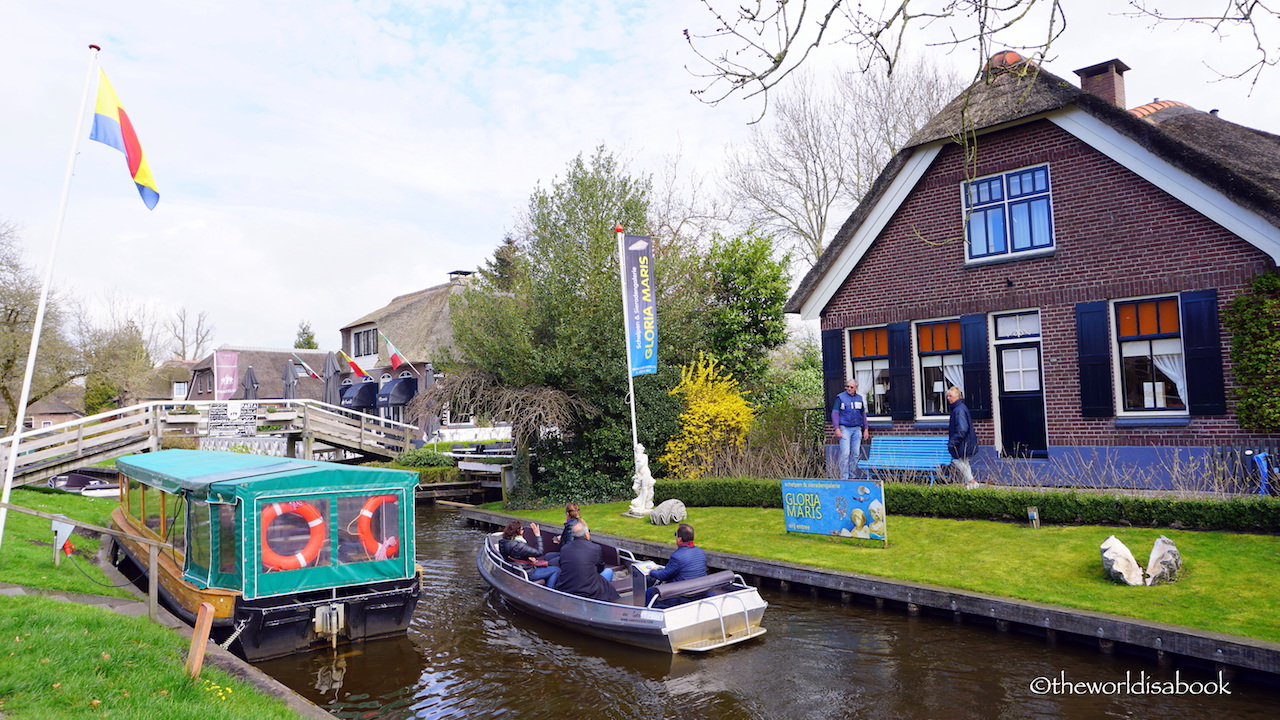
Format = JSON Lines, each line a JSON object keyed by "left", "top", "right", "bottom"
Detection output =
{"left": 214, "top": 350, "right": 239, "bottom": 401}
{"left": 620, "top": 234, "right": 657, "bottom": 376}
{"left": 782, "top": 478, "right": 887, "bottom": 542}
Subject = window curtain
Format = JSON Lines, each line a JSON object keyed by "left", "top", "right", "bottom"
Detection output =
{"left": 855, "top": 366, "right": 874, "bottom": 399}
{"left": 1153, "top": 352, "right": 1187, "bottom": 404}
{"left": 942, "top": 355, "right": 965, "bottom": 393}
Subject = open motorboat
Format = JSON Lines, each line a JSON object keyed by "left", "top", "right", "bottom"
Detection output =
{"left": 48, "top": 469, "right": 120, "bottom": 498}
{"left": 477, "top": 529, "right": 767, "bottom": 653}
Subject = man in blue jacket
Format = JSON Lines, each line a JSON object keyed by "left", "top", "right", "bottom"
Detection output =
{"left": 946, "top": 386, "right": 979, "bottom": 488}
{"left": 645, "top": 523, "right": 707, "bottom": 606}
{"left": 832, "top": 379, "right": 870, "bottom": 479}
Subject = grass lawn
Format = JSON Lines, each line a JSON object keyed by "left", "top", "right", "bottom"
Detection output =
{"left": 0, "top": 488, "right": 305, "bottom": 719}
{"left": 509, "top": 501, "right": 1280, "bottom": 644}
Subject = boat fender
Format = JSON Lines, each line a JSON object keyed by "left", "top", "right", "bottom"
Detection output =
{"left": 261, "top": 500, "right": 327, "bottom": 571}
{"left": 357, "top": 495, "right": 400, "bottom": 559}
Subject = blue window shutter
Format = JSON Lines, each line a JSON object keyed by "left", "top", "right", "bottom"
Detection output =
{"left": 960, "top": 314, "right": 992, "bottom": 419}
{"left": 888, "top": 322, "right": 914, "bottom": 422}
{"left": 820, "top": 328, "right": 844, "bottom": 419}
{"left": 1180, "top": 290, "right": 1226, "bottom": 415}
{"left": 1075, "top": 301, "right": 1113, "bottom": 417}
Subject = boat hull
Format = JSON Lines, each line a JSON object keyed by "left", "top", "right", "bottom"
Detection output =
{"left": 477, "top": 534, "right": 767, "bottom": 653}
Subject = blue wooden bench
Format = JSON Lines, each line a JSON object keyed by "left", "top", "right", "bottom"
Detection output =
{"left": 861, "top": 436, "right": 952, "bottom": 485}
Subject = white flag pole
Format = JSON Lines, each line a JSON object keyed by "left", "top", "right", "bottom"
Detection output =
{"left": 615, "top": 225, "right": 640, "bottom": 454}
{"left": 0, "top": 44, "right": 101, "bottom": 550}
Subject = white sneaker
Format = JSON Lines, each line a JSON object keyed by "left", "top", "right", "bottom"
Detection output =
{"left": 965, "top": 481, "right": 980, "bottom": 489}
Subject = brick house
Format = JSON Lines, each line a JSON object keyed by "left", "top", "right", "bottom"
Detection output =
{"left": 786, "top": 55, "right": 1280, "bottom": 487}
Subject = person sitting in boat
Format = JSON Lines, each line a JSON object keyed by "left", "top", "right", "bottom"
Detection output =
{"left": 542, "top": 502, "right": 581, "bottom": 567}
{"left": 645, "top": 523, "right": 708, "bottom": 607}
{"left": 499, "top": 520, "right": 560, "bottom": 590}
{"left": 555, "top": 521, "right": 620, "bottom": 602}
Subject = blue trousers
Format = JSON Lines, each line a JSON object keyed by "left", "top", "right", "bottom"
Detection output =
{"left": 838, "top": 426, "right": 863, "bottom": 479}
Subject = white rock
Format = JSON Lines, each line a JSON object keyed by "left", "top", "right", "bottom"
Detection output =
{"left": 1100, "top": 535, "right": 1144, "bottom": 586}
{"left": 649, "top": 499, "right": 687, "bottom": 525}
{"left": 1145, "top": 535, "right": 1182, "bottom": 585}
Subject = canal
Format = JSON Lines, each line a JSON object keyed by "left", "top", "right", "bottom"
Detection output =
{"left": 258, "top": 507, "right": 1279, "bottom": 719}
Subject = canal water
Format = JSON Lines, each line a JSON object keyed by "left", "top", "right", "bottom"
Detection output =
{"left": 258, "top": 508, "right": 1279, "bottom": 719}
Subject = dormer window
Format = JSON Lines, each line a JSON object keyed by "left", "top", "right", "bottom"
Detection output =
{"left": 351, "top": 328, "right": 378, "bottom": 358}
{"left": 963, "top": 165, "right": 1054, "bottom": 261}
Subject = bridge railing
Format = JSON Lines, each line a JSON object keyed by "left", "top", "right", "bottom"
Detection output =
{"left": 1, "top": 399, "right": 419, "bottom": 485}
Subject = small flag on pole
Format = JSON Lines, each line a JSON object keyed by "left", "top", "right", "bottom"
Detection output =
{"left": 89, "top": 68, "right": 159, "bottom": 209}
{"left": 379, "top": 332, "right": 405, "bottom": 371}
{"left": 340, "top": 350, "right": 369, "bottom": 378}
{"left": 292, "top": 353, "right": 320, "bottom": 379}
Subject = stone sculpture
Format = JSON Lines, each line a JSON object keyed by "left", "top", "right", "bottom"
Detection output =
{"left": 1145, "top": 535, "right": 1183, "bottom": 585}
{"left": 649, "top": 498, "right": 687, "bottom": 525}
{"left": 624, "top": 443, "right": 656, "bottom": 518}
{"left": 1100, "top": 535, "right": 1144, "bottom": 586}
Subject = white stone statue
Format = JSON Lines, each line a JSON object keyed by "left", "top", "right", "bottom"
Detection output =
{"left": 625, "top": 442, "right": 655, "bottom": 517}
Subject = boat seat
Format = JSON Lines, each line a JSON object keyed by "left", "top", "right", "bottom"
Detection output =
{"left": 652, "top": 570, "right": 737, "bottom": 602}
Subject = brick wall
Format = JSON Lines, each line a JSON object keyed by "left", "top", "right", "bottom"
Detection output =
{"left": 821, "top": 119, "right": 1277, "bottom": 448}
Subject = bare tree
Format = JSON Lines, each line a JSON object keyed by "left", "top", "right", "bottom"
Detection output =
{"left": 0, "top": 221, "right": 84, "bottom": 432}
{"left": 686, "top": 1, "right": 1276, "bottom": 104}
{"left": 723, "top": 59, "right": 960, "bottom": 265}
{"left": 165, "top": 307, "right": 215, "bottom": 361}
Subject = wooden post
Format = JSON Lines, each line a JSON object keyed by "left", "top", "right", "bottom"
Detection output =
{"left": 148, "top": 544, "right": 159, "bottom": 623}
{"left": 186, "top": 602, "right": 215, "bottom": 678}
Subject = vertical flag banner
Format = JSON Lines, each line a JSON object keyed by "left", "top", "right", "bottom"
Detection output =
{"left": 621, "top": 234, "right": 658, "bottom": 376}
{"left": 380, "top": 332, "right": 405, "bottom": 371}
{"left": 214, "top": 350, "right": 239, "bottom": 401}
{"left": 89, "top": 68, "right": 160, "bottom": 209}
{"left": 341, "top": 350, "right": 370, "bottom": 378}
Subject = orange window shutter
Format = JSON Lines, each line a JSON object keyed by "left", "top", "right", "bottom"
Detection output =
{"left": 875, "top": 327, "right": 888, "bottom": 355}
{"left": 1138, "top": 301, "right": 1158, "bottom": 335}
{"left": 918, "top": 326, "right": 933, "bottom": 352}
{"left": 946, "top": 321, "right": 962, "bottom": 350}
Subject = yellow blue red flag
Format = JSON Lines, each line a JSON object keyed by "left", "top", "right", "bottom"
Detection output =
{"left": 89, "top": 68, "right": 160, "bottom": 209}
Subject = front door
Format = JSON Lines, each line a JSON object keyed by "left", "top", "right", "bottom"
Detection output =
{"left": 996, "top": 343, "right": 1048, "bottom": 458}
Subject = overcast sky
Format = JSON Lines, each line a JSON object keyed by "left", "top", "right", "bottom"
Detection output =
{"left": 2, "top": 1, "right": 1276, "bottom": 356}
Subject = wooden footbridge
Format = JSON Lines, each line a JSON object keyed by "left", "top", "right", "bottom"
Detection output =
{"left": 1, "top": 399, "right": 418, "bottom": 488}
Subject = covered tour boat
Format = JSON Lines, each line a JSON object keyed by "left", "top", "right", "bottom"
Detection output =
{"left": 478, "top": 530, "right": 767, "bottom": 652}
{"left": 109, "top": 449, "right": 422, "bottom": 661}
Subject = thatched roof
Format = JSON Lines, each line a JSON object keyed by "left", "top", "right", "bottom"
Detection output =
{"left": 340, "top": 280, "right": 466, "bottom": 365}
{"left": 191, "top": 347, "right": 328, "bottom": 401}
{"left": 786, "top": 58, "right": 1280, "bottom": 315}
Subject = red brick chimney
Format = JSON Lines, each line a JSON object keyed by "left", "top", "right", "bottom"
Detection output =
{"left": 1073, "top": 59, "right": 1130, "bottom": 109}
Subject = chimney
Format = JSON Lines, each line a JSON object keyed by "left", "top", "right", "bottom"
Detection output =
{"left": 1073, "top": 59, "right": 1130, "bottom": 109}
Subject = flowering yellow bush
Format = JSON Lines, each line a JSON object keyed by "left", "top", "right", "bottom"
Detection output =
{"left": 660, "top": 354, "right": 755, "bottom": 479}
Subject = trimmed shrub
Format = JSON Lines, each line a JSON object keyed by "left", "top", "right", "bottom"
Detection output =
{"left": 394, "top": 447, "right": 455, "bottom": 468}
{"left": 653, "top": 477, "right": 1280, "bottom": 533}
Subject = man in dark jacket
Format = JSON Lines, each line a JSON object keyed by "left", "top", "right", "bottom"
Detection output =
{"left": 556, "top": 522, "right": 620, "bottom": 602}
{"left": 645, "top": 523, "right": 708, "bottom": 606}
{"left": 946, "top": 386, "right": 979, "bottom": 488}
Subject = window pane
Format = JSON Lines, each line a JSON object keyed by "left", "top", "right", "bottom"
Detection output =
{"left": 1117, "top": 304, "right": 1138, "bottom": 338}
{"left": 968, "top": 210, "right": 990, "bottom": 256}
{"left": 918, "top": 326, "right": 934, "bottom": 353}
{"left": 946, "top": 321, "right": 961, "bottom": 350}
{"left": 1029, "top": 197, "right": 1052, "bottom": 247}
{"left": 985, "top": 209, "right": 1006, "bottom": 253}
{"left": 1010, "top": 201, "right": 1031, "bottom": 250}
{"left": 1159, "top": 298, "right": 1180, "bottom": 334}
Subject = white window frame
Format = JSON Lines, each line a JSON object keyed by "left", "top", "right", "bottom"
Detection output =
{"left": 351, "top": 327, "right": 378, "bottom": 360}
{"left": 962, "top": 163, "right": 1055, "bottom": 264}
{"left": 843, "top": 325, "right": 891, "bottom": 417}
{"left": 1109, "top": 294, "right": 1189, "bottom": 417}
{"left": 912, "top": 317, "right": 963, "bottom": 417}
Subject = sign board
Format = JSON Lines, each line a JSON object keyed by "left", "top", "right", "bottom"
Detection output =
{"left": 208, "top": 402, "right": 258, "bottom": 438}
{"left": 782, "top": 478, "right": 886, "bottom": 543}
{"left": 619, "top": 234, "right": 657, "bottom": 376}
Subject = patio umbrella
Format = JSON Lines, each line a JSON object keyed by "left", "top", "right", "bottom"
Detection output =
{"left": 322, "top": 351, "right": 342, "bottom": 406}
{"left": 281, "top": 360, "right": 298, "bottom": 400}
{"left": 241, "top": 365, "right": 260, "bottom": 400}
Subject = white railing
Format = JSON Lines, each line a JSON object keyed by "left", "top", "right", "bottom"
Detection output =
{"left": 1, "top": 398, "right": 419, "bottom": 486}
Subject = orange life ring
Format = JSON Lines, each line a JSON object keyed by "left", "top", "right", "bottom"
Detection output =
{"left": 357, "top": 495, "right": 399, "bottom": 559}
{"left": 261, "top": 500, "right": 326, "bottom": 571}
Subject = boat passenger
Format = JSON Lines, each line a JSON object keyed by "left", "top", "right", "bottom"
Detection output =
{"left": 645, "top": 523, "right": 708, "bottom": 606}
{"left": 555, "top": 522, "right": 620, "bottom": 602}
{"left": 499, "top": 520, "right": 560, "bottom": 589}
{"left": 543, "top": 502, "right": 580, "bottom": 567}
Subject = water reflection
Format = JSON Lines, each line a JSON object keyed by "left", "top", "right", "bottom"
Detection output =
{"left": 257, "top": 508, "right": 1280, "bottom": 719}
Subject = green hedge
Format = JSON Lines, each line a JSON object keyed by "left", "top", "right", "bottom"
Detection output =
{"left": 362, "top": 462, "right": 459, "bottom": 484}
{"left": 654, "top": 478, "right": 1280, "bottom": 533}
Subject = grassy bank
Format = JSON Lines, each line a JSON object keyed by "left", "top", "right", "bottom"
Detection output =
{"left": 509, "top": 501, "right": 1280, "bottom": 644}
{"left": 0, "top": 488, "right": 303, "bottom": 719}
